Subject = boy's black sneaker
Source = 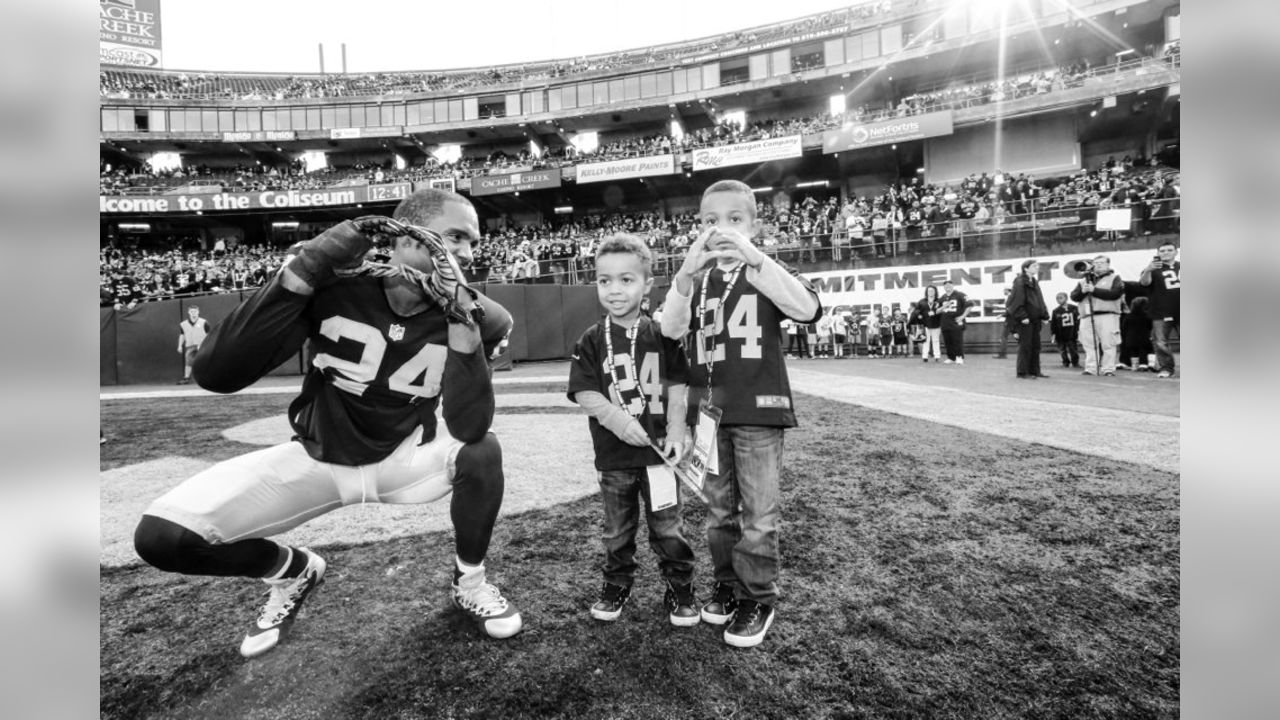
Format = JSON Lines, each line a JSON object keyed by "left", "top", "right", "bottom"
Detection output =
{"left": 590, "top": 582, "right": 631, "bottom": 621}
{"left": 663, "top": 581, "right": 700, "bottom": 627}
{"left": 700, "top": 581, "right": 738, "bottom": 625}
{"left": 723, "top": 599, "right": 775, "bottom": 648}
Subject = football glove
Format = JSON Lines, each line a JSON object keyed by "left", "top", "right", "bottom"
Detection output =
{"left": 285, "top": 216, "right": 403, "bottom": 289}
{"left": 323, "top": 216, "right": 483, "bottom": 329}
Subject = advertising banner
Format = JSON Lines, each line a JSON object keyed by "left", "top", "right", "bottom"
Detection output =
{"left": 802, "top": 249, "right": 1160, "bottom": 322}
{"left": 576, "top": 155, "right": 676, "bottom": 184}
{"left": 100, "top": 0, "right": 164, "bottom": 67}
{"left": 691, "top": 135, "right": 803, "bottom": 172}
{"left": 222, "top": 130, "right": 298, "bottom": 143}
{"left": 469, "top": 169, "right": 561, "bottom": 196}
{"left": 822, "top": 111, "right": 955, "bottom": 153}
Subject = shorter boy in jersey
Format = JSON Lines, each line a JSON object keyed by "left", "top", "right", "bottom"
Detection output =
{"left": 661, "top": 180, "right": 823, "bottom": 648}
{"left": 568, "top": 234, "right": 699, "bottom": 626}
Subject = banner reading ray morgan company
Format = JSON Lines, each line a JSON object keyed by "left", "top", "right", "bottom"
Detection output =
{"left": 100, "top": 0, "right": 164, "bottom": 68}
{"left": 99, "top": 184, "right": 412, "bottom": 214}
{"left": 576, "top": 155, "right": 676, "bottom": 184}
{"left": 822, "top": 111, "right": 955, "bottom": 154}
{"left": 691, "top": 135, "right": 803, "bottom": 172}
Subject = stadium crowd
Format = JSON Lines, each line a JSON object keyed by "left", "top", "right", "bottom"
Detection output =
{"left": 100, "top": 48, "right": 1176, "bottom": 199}
{"left": 99, "top": 2, "right": 912, "bottom": 101}
{"left": 100, "top": 156, "right": 1177, "bottom": 307}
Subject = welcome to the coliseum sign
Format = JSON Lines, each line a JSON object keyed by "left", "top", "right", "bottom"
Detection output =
{"left": 822, "top": 111, "right": 955, "bottom": 153}
{"left": 99, "top": 183, "right": 412, "bottom": 214}
{"left": 100, "top": 0, "right": 163, "bottom": 68}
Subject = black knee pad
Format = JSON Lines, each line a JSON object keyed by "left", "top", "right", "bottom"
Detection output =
{"left": 133, "top": 515, "right": 206, "bottom": 572}
{"left": 455, "top": 432, "right": 502, "bottom": 475}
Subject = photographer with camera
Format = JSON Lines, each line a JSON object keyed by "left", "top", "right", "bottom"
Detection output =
{"left": 1069, "top": 255, "right": 1125, "bottom": 376}
{"left": 1140, "top": 242, "right": 1180, "bottom": 378}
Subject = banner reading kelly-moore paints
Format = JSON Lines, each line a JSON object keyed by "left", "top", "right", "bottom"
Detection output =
{"left": 822, "top": 111, "right": 955, "bottom": 154}
{"left": 99, "top": 183, "right": 412, "bottom": 214}
{"left": 100, "top": 0, "right": 164, "bottom": 68}
{"left": 576, "top": 155, "right": 677, "bottom": 184}
{"left": 469, "top": 169, "right": 562, "bottom": 197}
{"left": 803, "top": 249, "right": 1161, "bottom": 321}
{"left": 691, "top": 135, "right": 803, "bottom": 172}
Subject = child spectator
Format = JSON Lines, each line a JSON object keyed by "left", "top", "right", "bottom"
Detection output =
{"left": 1049, "top": 292, "right": 1081, "bottom": 368}
{"left": 660, "top": 179, "right": 822, "bottom": 648}
{"left": 891, "top": 310, "right": 909, "bottom": 357}
{"left": 568, "top": 234, "right": 698, "bottom": 626}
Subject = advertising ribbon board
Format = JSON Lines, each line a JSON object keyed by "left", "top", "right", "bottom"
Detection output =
{"left": 222, "top": 130, "right": 298, "bottom": 143}
{"left": 691, "top": 135, "right": 803, "bottom": 172}
{"left": 802, "top": 249, "right": 1161, "bottom": 323}
{"left": 576, "top": 155, "right": 676, "bottom": 184}
{"left": 822, "top": 111, "right": 955, "bottom": 154}
{"left": 469, "top": 169, "right": 562, "bottom": 196}
{"left": 100, "top": 184, "right": 409, "bottom": 214}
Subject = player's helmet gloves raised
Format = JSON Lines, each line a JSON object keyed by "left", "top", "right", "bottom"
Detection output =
{"left": 290, "top": 216, "right": 484, "bottom": 328}
{"left": 285, "top": 216, "right": 401, "bottom": 288}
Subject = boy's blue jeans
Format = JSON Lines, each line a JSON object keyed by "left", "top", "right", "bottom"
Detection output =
{"left": 704, "top": 425, "right": 783, "bottom": 607}
{"left": 598, "top": 468, "right": 695, "bottom": 587}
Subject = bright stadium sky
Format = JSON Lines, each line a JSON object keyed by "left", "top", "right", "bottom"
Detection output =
{"left": 158, "top": 0, "right": 860, "bottom": 73}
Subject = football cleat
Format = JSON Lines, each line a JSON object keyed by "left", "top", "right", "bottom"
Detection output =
{"left": 452, "top": 567, "right": 523, "bottom": 639}
{"left": 240, "top": 548, "right": 326, "bottom": 658}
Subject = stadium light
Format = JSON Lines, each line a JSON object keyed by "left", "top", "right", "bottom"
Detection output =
{"left": 148, "top": 152, "right": 181, "bottom": 174}
{"left": 432, "top": 144, "right": 462, "bottom": 164}
{"left": 272, "top": 221, "right": 299, "bottom": 230}
{"left": 751, "top": 186, "right": 773, "bottom": 193}
{"left": 117, "top": 223, "right": 150, "bottom": 233}
{"left": 554, "top": 206, "right": 574, "bottom": 214}
{"left": 571, "top": 131, "right": 599, "bottom": 155}
{"left": 796, "top": 180, "right": 828, "bottom": 188}
{"left": 828, "top": 94, "right": 847, "bottom": 116}
{"left": 301, "top": 150, "right": 328, "bottom": 172}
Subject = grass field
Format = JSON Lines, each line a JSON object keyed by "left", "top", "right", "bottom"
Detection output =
{"left": 99, "top": 380, "right": 1178, "bottom": 720}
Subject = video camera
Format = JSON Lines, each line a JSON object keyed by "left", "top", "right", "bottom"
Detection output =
{"left": 1069, "top": 259, "right": 1098, "bottom": 284}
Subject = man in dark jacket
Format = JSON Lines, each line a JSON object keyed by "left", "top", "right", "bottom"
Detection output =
{"left": 1006, "top": 259, "right": 1049, "bottom": 378}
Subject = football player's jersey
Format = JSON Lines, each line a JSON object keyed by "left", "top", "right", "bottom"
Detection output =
{"left": 939, "top": 291, "right": 969, "bottom": 327}
{"left": 567, "top": 316, "right": 690, "bottom": 471}
{"left": 1145, "top": 261, "right": 1180, "bottom": 319}
{"left": 288, "top": 276, "right": 459, "bottom": 465}
{"left": 682, "top": 265, "right": 810, "bottom": 427}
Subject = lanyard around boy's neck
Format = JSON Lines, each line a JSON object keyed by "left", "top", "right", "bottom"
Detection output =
{"left": 602, "top": 314, "right": 653, "bottom": 428}
{"left": 697, "top": 262, "right": 743, "bottom": 390}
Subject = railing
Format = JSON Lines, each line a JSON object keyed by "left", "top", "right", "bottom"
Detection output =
{"left": 469, "top": 197, "right": 1180, "bottom": 286}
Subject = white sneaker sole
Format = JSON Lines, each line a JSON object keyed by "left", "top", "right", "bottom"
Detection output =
{"left": 723, "top": 611, "right": 775, "bottom": 648}
{"left": 669, "top": 612, "right": 701, "bottom": 627}
{"left": 700, "top": 607, "right": 734, "bottom": 625}
{"left": 590, "top": 606, "right": 623, "bottom": 622}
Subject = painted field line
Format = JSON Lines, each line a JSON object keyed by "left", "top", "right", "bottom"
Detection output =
{"left": 788, "top": 368, "right": 1179, "bottom": 474}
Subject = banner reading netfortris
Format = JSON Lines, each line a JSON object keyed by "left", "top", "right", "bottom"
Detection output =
{"left": 822, "top": 111, "right": 954, "bottom": 154}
